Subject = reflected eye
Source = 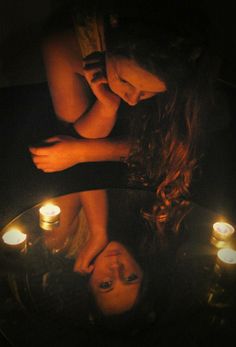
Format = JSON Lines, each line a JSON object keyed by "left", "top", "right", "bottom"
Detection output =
{"left": 126, "top": 273, "right": 138, "bottom": 282}
{"left": 99, "top": 280, "right": 113, "bottom": 290}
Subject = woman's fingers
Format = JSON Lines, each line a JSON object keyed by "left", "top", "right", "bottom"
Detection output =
{"left": 83, "top": 62, "right": 105, "bottom": 71}
{"left": 44, "top": 136, "right": 62, "bottom": 143}
{"left": 31, "top": 159, "right": 48, "bottom": 170}
{"left": 83, "top": 65, "right": 106, "bottom": 81}
{"left": 74, "top": 264, "right": 94, "bottom": 275}
{"left": 30, "top": 153, "right": 52, "bottom": 171}
{"left": 32, "top": 155, "right": 48, "bottom": 163}
{"left": 29, "top": 147, "right": 50, "bottom": 156}
{"left": 73, "top": 253, "right": 95, "bottom": 275}
{"left": 83, "top": 51, "right": 105, "bottom": 62}
{"left": 86, "top": 264, "right": 94, "bottom": 273}
{"left": 29, "top": 142, "right": 52, "bottom": 155}
{"left": 91, "top": 72, "right": 107, "bottom": 84}
{"left": 83, "top": 51, "right": 106, "bottom": 86}
{"left": 34, "top": 163, "right": 55, "bottom": 173}
{"left": 29, "top": 136, "right": 62, "bottom": 154}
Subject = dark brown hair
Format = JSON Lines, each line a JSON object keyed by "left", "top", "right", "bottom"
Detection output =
{"left": 105, "top": 4, "right": 215, "bottom": 236}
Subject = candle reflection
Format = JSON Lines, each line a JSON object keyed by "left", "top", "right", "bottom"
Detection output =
{"left": 39, "top": 204, "right": 61, "bottom": 223}
{"left": 213, "top": 222, "right": 234, "bottom": 239}
{"left": 211, "top": 222, "right": 235, "bottom": 248}
{"left": 207, "top": 248, "right": 236, "bottom": 309}
{"left": 217, "top": 248, "right": 236, "bottom": 266}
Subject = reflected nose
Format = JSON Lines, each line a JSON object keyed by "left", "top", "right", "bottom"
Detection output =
{"left": 109, "top": 261, "right": 124, "bottom": 276}
{"left": 109, "top": 261, "right": 122, "bottom": 270}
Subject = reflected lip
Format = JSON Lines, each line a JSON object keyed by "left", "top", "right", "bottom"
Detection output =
{"left": 105, "top": 250, "right": 121, "bottom": 257}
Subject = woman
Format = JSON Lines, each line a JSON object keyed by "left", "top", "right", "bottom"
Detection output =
{"left": 29, "top": 2, "right": 215, "bottom": 236}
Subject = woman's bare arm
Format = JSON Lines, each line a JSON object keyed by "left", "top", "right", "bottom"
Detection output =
{"left": 74, "top": 189, "right": 109, "bottom": 274}
{"left": 43, "top": 31, "right": 120, "bottom": 138}
{"left": 42, "top": 30, "right": 90, "bottom": 122}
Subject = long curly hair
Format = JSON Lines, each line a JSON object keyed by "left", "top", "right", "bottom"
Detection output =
{"left": 104, "top": 4, "right": 215, "bottom": 236}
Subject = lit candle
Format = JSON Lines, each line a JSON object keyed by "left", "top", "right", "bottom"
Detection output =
{"left": 213, "top": 222, "right": 235, "bottom": 240}
{"left": 39, "top": 204, "right": 61, "bottom": 223}
{"left": 217, "top": 248, "right": 236, "bottom": 266}
{"left": 2, "top": 228, "right": 27, "bottom": 252}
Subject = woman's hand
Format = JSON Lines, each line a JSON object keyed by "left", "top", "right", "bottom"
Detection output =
{"left": 73, "top": 233, "right": 108, "bottom": 275}
{"left": 29, "top": 135, "right": 82, "bottom": 172}
{"left": 83, "top": 51, "right": 120, "bottom": 111}
{"left": 29, "top": 135, "right": 130, "bottom": 172}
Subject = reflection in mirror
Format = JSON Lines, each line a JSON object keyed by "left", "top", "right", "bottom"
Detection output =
{"left": 0, "top": 188, "right": 176, "bottom": 342}
{"left": 1, "top": 189, "right": 236, "bottom": 344}
{"left": 41, "top": 189, "right": 163, "bottom": 331}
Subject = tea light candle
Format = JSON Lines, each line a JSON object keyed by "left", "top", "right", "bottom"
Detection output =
{"left": 39, "top": 204, "right": 61, "bottom": 223}
{"left": 217, "top": 248, "right": 236, "bottom": 266}
{"left": 2, "top": 228, "right": 27, "bottom": 251}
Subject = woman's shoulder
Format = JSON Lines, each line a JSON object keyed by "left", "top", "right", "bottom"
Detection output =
{"left": 42, "top": 29, "right": 84, "bottom": 74}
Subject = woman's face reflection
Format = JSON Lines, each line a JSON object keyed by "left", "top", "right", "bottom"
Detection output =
{"left": 89, "top": 241, "right": 143, "bottom": 315}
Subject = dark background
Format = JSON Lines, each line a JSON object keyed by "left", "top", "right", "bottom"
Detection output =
{"left": 0, "top": 0, "right": 235, "bottom": 87}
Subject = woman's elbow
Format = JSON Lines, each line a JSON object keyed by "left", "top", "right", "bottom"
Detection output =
{"left": 73, "top": 125, "right": 111, "bottom": 139}
{"left": 55, "top": 108, "right": 80, "bottom": 123}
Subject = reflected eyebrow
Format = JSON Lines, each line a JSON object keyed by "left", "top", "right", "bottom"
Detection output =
{"left": 124, "top": 281, "right": 141, "bottom": 286}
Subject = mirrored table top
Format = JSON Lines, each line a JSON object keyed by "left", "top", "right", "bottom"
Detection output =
{"left": 0, "top": 188, "right": 236, "bottom": 346}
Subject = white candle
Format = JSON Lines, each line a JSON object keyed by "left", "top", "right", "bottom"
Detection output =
{"left": 217, "top": 248, "right": 236, "bottom": 265}
{"left": 39, "top": 204, "right": 61, "bottom": 223}
{"left": 213, "top": 222, "right": 235, "bottom": 240}
{"left": 2, "top": 228, "right": 27, "bottom": 251}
